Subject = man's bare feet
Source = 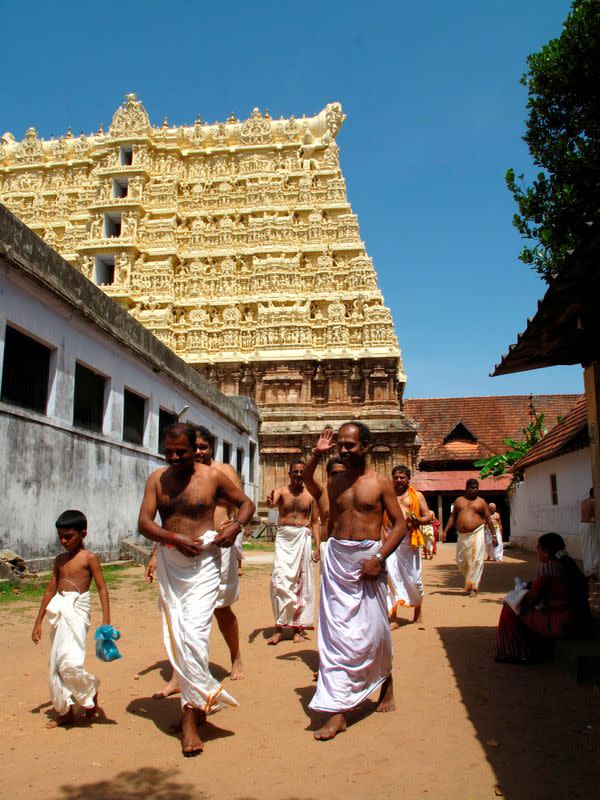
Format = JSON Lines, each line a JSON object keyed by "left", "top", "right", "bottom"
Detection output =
{"left": 84, "top": 692, "right": 99, "bottom": 719}
{"left": 468, "top": 588, "right": 478, "bottom": 598}
{"left": 267, "top": 629, "right": 284, "bottom": 645}
{"left": 230, "top": 655, "right": 245, "bottom": 680}
{"left": 45, "top": 707, "right": 75, "bottom": 728}
{"left": 293, "top": 629, "right": 305, "bottom": 643}
{"left": 376, "top": 676, "right": 395, "bottom": 713}
{"left": 412, "top": 606, "right": 423, "bottom": 624}
{"left": 389, "top": 619, "right": 400, "bottom": 631}
{"left": 153, "top": 676, "right": 181, "bottom": 699}
{"left": 181, "top": 707, "right": 205, "bottom": 757}
{"left": 313, "top": 713, "right": 347, "bottom": 740}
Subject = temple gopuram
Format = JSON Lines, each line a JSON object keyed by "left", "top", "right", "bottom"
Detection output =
{"left": 0, "top": 94, "right": 418, "bottom": 499}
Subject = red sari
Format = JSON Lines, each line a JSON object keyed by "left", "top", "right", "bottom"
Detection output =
{"left": 495, "top": 558, "right": 591, "bottom": 662}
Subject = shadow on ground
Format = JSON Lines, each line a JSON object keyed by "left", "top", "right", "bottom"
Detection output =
{"left": 436, "top": 624, "right": 600, "bottom": 800}
{"left": 53, "top": 766, "right": 317, "bottom": 800}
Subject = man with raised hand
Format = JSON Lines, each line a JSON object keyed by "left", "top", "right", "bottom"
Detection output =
{"left": 309, "top": 421, "right": 407, "bottom": 740}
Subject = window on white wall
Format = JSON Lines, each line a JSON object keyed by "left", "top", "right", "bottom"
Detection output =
{"left": 1, "top": 325, "right": 51, "bottom": 414}
{"left": 550, "top": 474, "right": 558, "bottom": 505}
{"left": 249, "top": 441, "right": 256, "bottom": 483}
{"left": 123, "top": 389, "right": 146, "bottom": 445}
{"left": 158, "top": 408, "right": 177, "bottom": 455}
{"left": 236, "top": 447, "right": 244, "bottom": 476}
{"left": 222, "top": 441, "right": 231, "bottom": 464}
{"left": 73, "top": 362, "right": 106, "bottom": 433}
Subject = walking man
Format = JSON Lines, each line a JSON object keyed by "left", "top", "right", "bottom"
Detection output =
{"left": 138, "top": 423, "right": 255, "bottom": 756}
{"left": 441, "top": 479, "right": 497, "bottom": 596}
{"left": 267, "top": 461, "right": 320, "bottom": 644}
{"left": 309, "top": 422, "right": 407, "bottom": 740}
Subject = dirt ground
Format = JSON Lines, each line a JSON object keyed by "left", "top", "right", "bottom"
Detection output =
{"left": 2, "top": 543, "right": 599, "bottom": 800}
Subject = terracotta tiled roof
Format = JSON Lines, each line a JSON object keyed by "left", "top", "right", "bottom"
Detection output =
{"left": 413, "top": 470, "right": 511, "bottom": 493}
{"left": 404, "top": 394, "right": 582, "bottom": 467}
{"left": 512, "top": 397, "right": 588, "bottom": 471}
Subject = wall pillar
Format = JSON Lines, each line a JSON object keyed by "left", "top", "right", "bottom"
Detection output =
{"left": 584, "top": 362, "right": 600, "bottom": 560}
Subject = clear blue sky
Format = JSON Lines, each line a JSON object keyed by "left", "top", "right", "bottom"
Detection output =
{"left": 1, "top": 0, "right": 583, "bottom": 399}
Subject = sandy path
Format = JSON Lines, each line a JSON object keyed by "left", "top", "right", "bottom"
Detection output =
{"left": 1, "top": 544, "right": 598, "bottom": 800}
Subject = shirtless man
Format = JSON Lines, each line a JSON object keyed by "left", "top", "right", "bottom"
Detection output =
{"left": 267, "top": 461, "right": 320, "bottom": 645}
{"left": 580, "top": 489, "right": 598, "bottom": 580}
{"left": 147, "top": 426, "right": 247, "bottom": 698}
{"left": 485, "top": 502, "right": 504, "bottom": 562}
{"left": 138, "top": 423, "right": 255, "bottom": 757}
{"left": 441, "top": 479, "right": 496, "bottom": 596}
{"left": 303, "top": 427, "right": 346, "bottom": 535}
{"left": 309, "top": 422, "right": 407, "bottom": 740}
{"left": 386, "top": 465, "right": 430, "bottom": 626}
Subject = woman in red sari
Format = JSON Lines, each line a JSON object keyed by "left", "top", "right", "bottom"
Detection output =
{"left": 495, "top": 533, "right": 592, "bottom": 663}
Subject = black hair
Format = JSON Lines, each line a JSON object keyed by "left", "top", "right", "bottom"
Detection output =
{"left": 466, "top": 478, "right": 479, "bottom": 488}
{"left": 195, "top": 426, "right": 215, "bottom": 450}
{"left": 289, "top": 460, "right": 305, "bottom": 471}
{"left": 164, "top": 422, "right": 196, "bottom": 448}
{"left": 392, "top": 464, "right": 411, "bottom": 479}
{"left": 538, "top": 532, "right": 566, "bottom": 557}
{"left": 326, "top": 456, "right": 345, "bottom": 475}
{"left": 339, "top": 420, "right": 372, "bottom": 446}
{"left": 55, "top": 509, "right": 87, "bottom": 532}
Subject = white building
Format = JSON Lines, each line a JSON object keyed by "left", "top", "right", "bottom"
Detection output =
{"left": 509, "top": 397, "right": 590, "bottom": 560}
{"left": 0, "top": 205, "right": 260, "bottom": 566}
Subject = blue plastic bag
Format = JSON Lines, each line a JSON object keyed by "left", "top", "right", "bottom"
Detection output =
{"left": 94, "top": 624, "right": 122, "bottom": 662}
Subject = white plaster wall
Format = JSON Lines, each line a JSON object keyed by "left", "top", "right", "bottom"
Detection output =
{"left": 0, "top": 267, "right": 259, "bottom": 563}
{"left": 510, "top": 448, "right": 592, "bottom": 560}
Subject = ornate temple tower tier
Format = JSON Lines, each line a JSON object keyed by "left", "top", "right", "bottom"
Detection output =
{"left": 0, "top": 95, "right": 417, "bottom": 497}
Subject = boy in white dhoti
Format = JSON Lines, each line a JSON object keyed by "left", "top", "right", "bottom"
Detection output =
{"left": 266, "top": 461, "right": 320, "bottom": 645}
{"left": 485, "top": 502, "right": 504, "bottom": 562}
{"left": 442, "top": 479, "right": 497, "bottom": 596}
{"left": 309, "top": 422, "right": 408, "bottom": 740}
{"left": 138, "top": 423, "right": 255, "bottom": 757}
{"left": 31, "top": 509, "right": 111, "bottom": 728}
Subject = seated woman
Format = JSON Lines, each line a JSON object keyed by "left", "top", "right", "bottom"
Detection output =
{"left": 495, "top": 532, "right": 592, "bottom": 663}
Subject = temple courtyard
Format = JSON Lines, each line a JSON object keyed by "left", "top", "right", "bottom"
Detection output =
{"left": 1, "top": 544, "right": 598, "bottom": 800}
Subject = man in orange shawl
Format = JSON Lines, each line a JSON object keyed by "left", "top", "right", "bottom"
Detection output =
{"left": 384, "top": 466, "right": 431, "bottom": 625}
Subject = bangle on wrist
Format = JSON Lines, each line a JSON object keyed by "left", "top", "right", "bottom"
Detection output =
{"left": 374, "top": 551, "right": 386, "bottom": 564}
{"left": 167, "top": 531, "right": 176, "bottom": 547}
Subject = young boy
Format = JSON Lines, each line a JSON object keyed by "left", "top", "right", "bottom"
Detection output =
{"left": 31, "top": 509, "right": 111, "bottom": 728}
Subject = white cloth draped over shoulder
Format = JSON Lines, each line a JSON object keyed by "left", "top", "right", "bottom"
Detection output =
{"left": 387, "top": 536, "right": 424, "bottom": 612}
{"left": 156, "top": 538, "right": 238, "bottom": 712}
{"left": 215, "top": 532, "right": 243, "bottom": 609}
{"left": 270, "top": 525, "right": 315, "bottom": 629}
{"left": 310, "top": 538, "right": 392, "bottom": 714}
{"left": 456, "top": 525, "right": 486, "bottom": 591}
{"left": 485, "top": 525, "right": 504, "bottom": 561}
{"left": 580, "top": 522, "right": 599, "bottom": 577}
{"left": 46, "top": 590, "right": 98, "bottom": 715}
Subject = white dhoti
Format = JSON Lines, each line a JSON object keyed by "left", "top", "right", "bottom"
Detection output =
{"left": 310, "top": 538, "right": 392, "bottom": 713}
{"left": 456, "top": 525, "right": 486, "bottom": 591}
{"left": 270, "top": 525, "right": 315, "bottom": 629}
{"left": 215, "top": 535, "right": 241, "bottom": 609}
{"left": 46, "top": 591, "right": 98, "bottom": 715}
{"left": 580, "top": 522, "right": 599, "bottom": 577}
{"left": 387, "top": 537, "right": 424, "bottom": 612}
{"left": 156, "top": 540, "right": 238, "bottom": 712}
{"left": 485, "top": 525, "right": 504, "bottom": 561}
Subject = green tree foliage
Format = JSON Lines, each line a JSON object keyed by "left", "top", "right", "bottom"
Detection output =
{"left": 507, "top": 0, "right": 600, "bottom": 281}
{"left": 474, "top": 414, "right": 547, "bottom": 479}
